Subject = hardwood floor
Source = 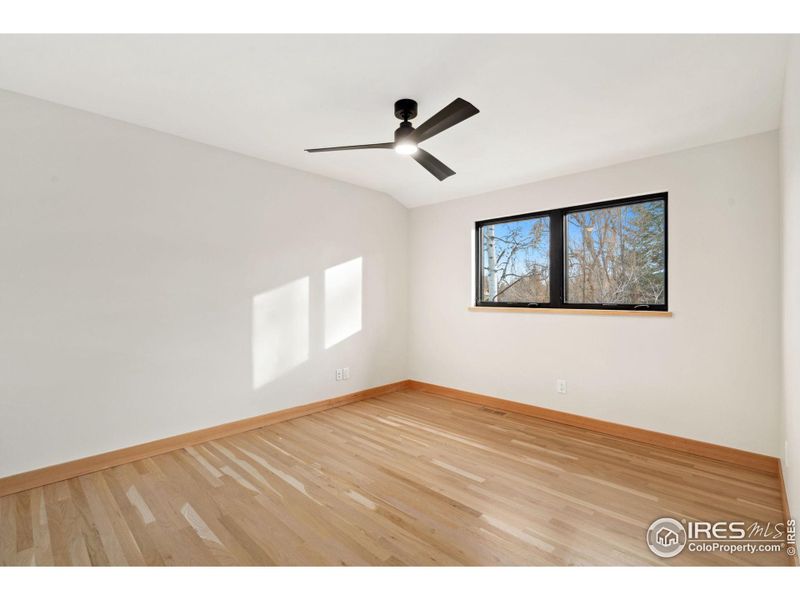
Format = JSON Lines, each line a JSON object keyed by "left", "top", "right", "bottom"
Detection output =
{"left": 0, "top": 390, "right": 791, "bottom": 565}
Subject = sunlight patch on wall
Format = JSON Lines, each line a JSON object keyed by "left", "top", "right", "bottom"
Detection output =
{"left": 324, "top": 257, "right": 363, "bottom": 349}
{"left": 252, "top": 277, "right": 309, "bottom": 389}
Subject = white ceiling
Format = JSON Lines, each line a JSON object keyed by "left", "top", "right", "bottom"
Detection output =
{"left": 0, "top": 35, "right": 790, "bottom": 207}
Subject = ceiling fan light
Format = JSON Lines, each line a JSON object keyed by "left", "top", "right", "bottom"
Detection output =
{"left": 395, "top": 142, "right": 418, "bottom": 155}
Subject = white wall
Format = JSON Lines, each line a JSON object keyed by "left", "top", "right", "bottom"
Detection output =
{"left": 781, "top": 37, "right": 800, "bottom": 520}
{"left": 409, "top": 132, "right": 782, "bottom": 456}
{"left": 0, "top": 90, "right": 408, "bottom": 478}
{"left": 0, "top": 86, "right": 787, "bottom": 480}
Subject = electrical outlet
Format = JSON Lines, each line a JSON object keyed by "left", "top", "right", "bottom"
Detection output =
{"left": 342, "top": 367, "right": 350, "bottom": 380}
{"left": 557, "top": 379, "right": 567, "bottom": 394}
{"left": 335, "top": 368, "right": 343, "bottom": 381}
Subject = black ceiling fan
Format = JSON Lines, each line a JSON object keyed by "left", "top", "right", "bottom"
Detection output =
{"left": 304, "top": 98, "right": 479, "bottom": 181}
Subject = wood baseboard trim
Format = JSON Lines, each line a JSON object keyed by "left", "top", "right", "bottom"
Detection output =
{"left": 0, "top": 380, "right": 410, "bottom": 498}
{"left": 407, "top": 380, "right": 780, "bottom": 474}
{"left": 1, "top": 378, "right": 782, "bottom": 498}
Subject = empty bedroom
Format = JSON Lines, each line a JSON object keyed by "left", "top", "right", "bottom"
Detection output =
{"left": 2, "top": 1, "right": 800, "bottom": 595}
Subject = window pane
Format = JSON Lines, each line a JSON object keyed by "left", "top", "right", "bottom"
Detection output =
{"left": 481, "top": 216, "right": 550, "bottom": 303}
{"left": 566, "top": 199, "right": 665, "bottom": 305}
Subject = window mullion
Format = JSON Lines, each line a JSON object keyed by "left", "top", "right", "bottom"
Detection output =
{"left": 550, "top": 210, "right": 565, "bottom": 308}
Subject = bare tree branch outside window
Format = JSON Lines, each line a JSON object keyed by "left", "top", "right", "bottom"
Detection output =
{"left": 566, "top": 201, "right": 665, "bottom": 304}
{"left": 478, "top": 196, "right": 666, "bottom": 308}
{"left": 481, "top": 217, "right": 550, "bottom": 303}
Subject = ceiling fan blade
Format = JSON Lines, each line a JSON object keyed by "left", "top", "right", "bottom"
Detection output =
{"left": 411, "top": 98, "right": 479, "bottom": 143}
{"left": 412, "top": 149, "right": 456, "bottom": 181}
{"left": 305, "top": 142, "right": 394, "bottom": 153}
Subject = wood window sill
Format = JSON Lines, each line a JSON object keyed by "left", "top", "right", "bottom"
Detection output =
{"left": 468, "top": 306, "right": 672, "bottom": 317}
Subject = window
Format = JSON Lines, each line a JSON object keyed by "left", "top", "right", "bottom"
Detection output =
{"left": 476, "top": 193, "right": 667, "bottom": 311}
{"left": 480, "top": 215, "right": 550, "bottom": 304}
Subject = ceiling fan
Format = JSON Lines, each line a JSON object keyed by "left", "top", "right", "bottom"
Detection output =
{"left": 304, "top": 98, "right": 479, "bottom": 181}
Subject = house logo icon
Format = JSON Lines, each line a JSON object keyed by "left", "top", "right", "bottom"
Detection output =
{"left": 657, "top": 527, "right": 678, "bottom": 546}
{"left": 646, "top": 517, "right": 687, "bottom": 558}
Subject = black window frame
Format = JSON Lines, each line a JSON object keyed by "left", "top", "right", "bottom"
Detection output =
{"left": 475, "top": 192, "right": 668, "bottom": 312}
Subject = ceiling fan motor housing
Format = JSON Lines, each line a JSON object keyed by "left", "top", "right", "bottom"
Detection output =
{"left": 394, "top": 121, "right": 415, "bottom": 143}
